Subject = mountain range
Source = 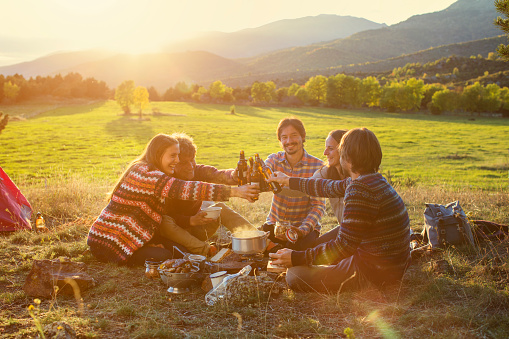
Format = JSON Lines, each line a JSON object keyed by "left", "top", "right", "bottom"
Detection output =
{"left": 0, "top": 0, "right": 504, "bottom": 90}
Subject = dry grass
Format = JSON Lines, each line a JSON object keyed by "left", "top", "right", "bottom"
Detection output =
{"left": 1, "top": 177, "right": 508, "bottom": 338}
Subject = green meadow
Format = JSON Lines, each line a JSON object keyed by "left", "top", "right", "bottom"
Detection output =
{"left": 2, "top": 100, "right": 508, "bottom": 190}
{"left": 2, "top": 100, "right": 509, "bottom": 338}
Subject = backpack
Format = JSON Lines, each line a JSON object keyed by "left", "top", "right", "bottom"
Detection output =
{"left": 422, "top": 201, "right": 476, "bottom": 249}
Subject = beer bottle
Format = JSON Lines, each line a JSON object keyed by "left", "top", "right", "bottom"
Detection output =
{"left": 237, "top": 150, "right": 248, "bottom": 186}
{"left": 256, "top": 156, "right": 282, "bottom": 194}
{"left": 248, "top": 157, "right": 259, "bottom": 201}
{"left": 254, "top": 154, "right": 270, "bottom": 192}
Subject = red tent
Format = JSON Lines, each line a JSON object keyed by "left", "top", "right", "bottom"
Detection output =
{"left": 0, "top": 167, "right": 32, "bottom": 231}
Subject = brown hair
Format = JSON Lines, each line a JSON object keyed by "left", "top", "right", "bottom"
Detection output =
{"left": 339, "top": 128, "right": 382, "bottom": 175}
{"left": 171, "top": 132, "right": 197, "bottom": 159}
{"left": 324, "top": 129, "right": 348, "bottom": 179}
{"left": 277, "top": 117, "right": 306, "bottom": 142}
{"left": 108, "top": 133, "right": 179, "bottom": 199}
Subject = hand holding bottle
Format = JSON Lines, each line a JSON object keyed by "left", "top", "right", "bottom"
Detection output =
{"left": 231, "top": 184, "right": 260, "bottom": 203}
{"left": 268, "top": 171, "right": 290, "bottom": 187}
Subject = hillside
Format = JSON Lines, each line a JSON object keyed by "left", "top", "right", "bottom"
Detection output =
{"left": 163, "top": 14, "right": 386, "bottom": 58}
{"left": 61, "top": 51, "right": 251, "bottom": 90}
{"left": 241, "top": 0, "right": 502, "bottom": 73}
{"left": 0, "top": 0, "right": 504, "bottom": 90}
{"left": 0, "top": 50, "right": 116, "bottom": 78}
{"left": 214, "top": 35, "right": 508, "bottom": 88}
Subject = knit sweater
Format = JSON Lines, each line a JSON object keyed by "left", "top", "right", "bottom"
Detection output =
{"left": 87, "top": 163, "right": 231, "bottom": 263}
{"left": 290, "top": 173, "right": 410, "bottom": 286}
{"left": 166, "top": 164, "right": 236, "bottom": 228}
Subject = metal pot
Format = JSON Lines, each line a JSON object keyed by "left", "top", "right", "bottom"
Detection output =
{"left": 231, "top": 230, "right": 269, "bottom": 255}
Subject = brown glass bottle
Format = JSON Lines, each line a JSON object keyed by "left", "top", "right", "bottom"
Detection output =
{"left": 248, "top": 157, "right": 259, "bottom": 201}
{"left": 255, "top": 156, "right": 282, "bottom": 194}
{"left": 237, "top": 150, "right": 248, "bottom": 186}
{"left": 254, "top": 154, "right": 270, "bottom": 192}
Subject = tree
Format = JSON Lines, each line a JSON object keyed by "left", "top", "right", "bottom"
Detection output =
{"left": 0, "top": 112, "right": 8, "bottom": 134}
{"left": 380, "top": 79, "right": 424, "bottom": 112}
{"left": 430, "top": 89, "right": 460, "bottom": 114}
{"left": 3, "top": 81, "right": 20, "bottom": 102}
{"left": 276, "top": 87, "right": 289, "bottom": 103}
{"left": 421, "top": 83, "right": 445, "bottom": 110}
{"left": 305, "top": 75, "right": 327, "bottom": 105}
{"left": 481, "top": 83, "right": 502, "bottom": 112}
{"left": 133, "top": 86, "right": 150, "bottom": 118}
{"left": 209, "top": 81, "right": 226, "bottom": 102}
{"left": 461, "top": 82, "right": 484, "bottom": 112}
{"left": 288, "top": 83, "right": 300, "bottom": 97}
{"left": 115, "top": 80, "right": 135, "bottom": 114}
{"left": 341, "top": 76, "right": 361, "bottom": 108}
{"left": 251, "top": 81, "right": 276, "bottom": 103}
{"left": 295, "top": 87, "right": 309, "bottom": 105}
{"left": 147, "top": 86, "right": 160, "bottom": 101}
{"left": 494, "top": 0, "right": 509, "bottom": 60}
{"left": 359, "top": 76, "right": 381, "bottom": 107}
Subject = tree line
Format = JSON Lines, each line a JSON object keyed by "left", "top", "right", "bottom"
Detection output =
{"left": 116, "top": 75, "right": 509, "bottom": 116}
{"left": 0, "top": 73, "right": 110, "bottom": 103}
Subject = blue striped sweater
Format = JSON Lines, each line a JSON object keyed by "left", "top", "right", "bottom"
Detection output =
{"left": 290, "top": 173, "right": 411, "bottom": 286}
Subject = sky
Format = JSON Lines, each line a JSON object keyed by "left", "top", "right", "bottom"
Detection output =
{"left": 0, "top": 0, "right": 458, "bottom": 67}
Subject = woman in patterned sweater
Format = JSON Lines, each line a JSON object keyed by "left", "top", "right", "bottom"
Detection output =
{"left": 269, "top": 128, "right": 410, "bottom": 293}
{"left": 87, "top": 134, "right": 258, "bottom": 266}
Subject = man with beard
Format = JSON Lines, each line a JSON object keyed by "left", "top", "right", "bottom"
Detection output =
{"left": 268, "top": 128, "right": 411, "bottom": 293}
{"left": 261, "top": 117, "right": 326, "bottom": 251}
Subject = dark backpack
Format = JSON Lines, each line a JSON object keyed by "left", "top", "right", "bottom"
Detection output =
{"left": 422, "top": 201, "right": 476, "bottom": 249}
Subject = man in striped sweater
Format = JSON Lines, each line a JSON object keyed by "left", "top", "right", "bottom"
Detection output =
{"left": 269, "top": 128, "right": 410, "bottom": 293}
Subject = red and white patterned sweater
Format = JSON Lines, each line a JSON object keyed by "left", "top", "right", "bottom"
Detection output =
{"left": 87, "top": 163, "right": 231, "bottom": 263}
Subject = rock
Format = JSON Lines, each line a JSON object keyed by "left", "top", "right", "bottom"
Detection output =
{"left": 41, "top": 321, "right": 76, "bottom": 339}
{"left": 23, "top": 257, "right": 95, "bottom": 298}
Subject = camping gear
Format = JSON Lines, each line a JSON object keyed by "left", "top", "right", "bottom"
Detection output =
{"left": 0, "top": 167, "right": 32, "bottom": 231}
{"left": 231, "top": 230, "right": 269, "bottom": 255}
{"left": 422, "top": 201, "right": 476, "bottom": 249}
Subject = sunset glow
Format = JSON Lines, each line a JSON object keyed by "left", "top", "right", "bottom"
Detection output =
{"left": 1, "top": 0, "right": 458, "bottom": 66}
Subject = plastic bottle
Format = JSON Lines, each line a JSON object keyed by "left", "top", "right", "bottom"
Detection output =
{"left": 35, "top": 212, "right": 46, "bottom": 232}
{"left": 205, "top": 265, "right": 252, "bottom": 306}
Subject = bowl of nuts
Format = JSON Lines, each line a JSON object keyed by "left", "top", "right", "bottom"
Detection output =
{"left": 158, "top": 258, "right": 198, "bottom": 294}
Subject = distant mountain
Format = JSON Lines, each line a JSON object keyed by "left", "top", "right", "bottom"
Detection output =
{"left": 241, "top": 0, "right": 502, "bottom": 73}
{"left": 0, "top": 50, "right": 116, "bottom": 77}
{"left": 0, "top": 0, "right": 504, "bottom": 90}
{"left": 215, "top": 36, "right": 508, "bottom": 88}
{"left": 64, "top": 51, "right": 251, "bottom": 90}
{"left": 163, "top": 15, "right": 386, "bottom": 58}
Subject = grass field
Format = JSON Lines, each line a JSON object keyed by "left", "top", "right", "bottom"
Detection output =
{"left": 1, "top": 100, "right": 509, "bottom": 338}
{"left": 1, "top": 100, "right": 508, "bottom": 189}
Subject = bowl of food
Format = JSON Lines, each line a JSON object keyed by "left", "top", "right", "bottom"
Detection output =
{"left": 158, "top": 258, "right": 198, "bottom": 294}
{"left": 201, "top": 206, "right": 222, "bottom": 219}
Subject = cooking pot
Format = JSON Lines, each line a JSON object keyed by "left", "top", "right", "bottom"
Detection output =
{"left": 231, "top": 230, "right": 269, "bottom": 255}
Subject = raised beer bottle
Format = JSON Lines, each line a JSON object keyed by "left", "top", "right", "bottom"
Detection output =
{"left": 256, "top": 156, "right": 282, "bottom": 194}
{"left": 248, "top": 157, "right": 259, "bottom": 201}
{"left": 254, "top": 154, "right": 270, "bottom": 192}
{"left": 237, "top": 150, "right": 248, "bottom": 186}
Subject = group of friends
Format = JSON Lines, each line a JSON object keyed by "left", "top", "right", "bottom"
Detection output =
{"left": 87, "top": 117, "right": 411, "bottom": 294}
